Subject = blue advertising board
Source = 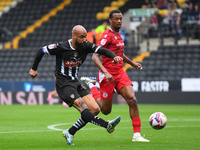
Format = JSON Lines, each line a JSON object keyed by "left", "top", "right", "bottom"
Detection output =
{"left": 0, "top": 81, "right": 55, "bottom": 91}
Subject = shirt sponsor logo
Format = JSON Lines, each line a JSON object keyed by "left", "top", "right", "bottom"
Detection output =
{"left": 48, "top": 44, "right": 56, "bottom": 49}
{"left": 116, "top": 42, "right": 124, "bottom": 46}
{"left": 100, "top": 39, "right": 107, "bottom": 46}
{"left": 65, "top": 60, "right": 82, "bottom": 67}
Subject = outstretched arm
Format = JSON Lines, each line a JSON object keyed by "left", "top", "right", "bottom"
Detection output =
{"left": 123, "top": 54, "right": 142, "bottom": 70}
{"left": 29, "top": 48, "right": 44, "bottom": 79}
{"left": 96, "top": 47, "right": 122, "bottom": 63}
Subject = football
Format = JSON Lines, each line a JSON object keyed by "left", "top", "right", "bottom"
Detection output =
{"left": 149, "top": 112, "right": 167, "bottom": 129}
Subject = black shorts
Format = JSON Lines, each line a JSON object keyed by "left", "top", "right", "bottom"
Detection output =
{"left": 56, "top": 76, "right": 89, "bottom": 107}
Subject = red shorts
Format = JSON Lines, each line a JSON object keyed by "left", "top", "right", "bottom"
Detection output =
{"left": 97, "top": 70, "right": 133, "bottom": 100}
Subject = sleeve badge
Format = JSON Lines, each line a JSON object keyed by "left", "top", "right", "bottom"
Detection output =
{"left": 100, "top": 39, "right": 107, "bottom": 46}
{"left": 48, "top": 44, "right": 57, "bottom": 49}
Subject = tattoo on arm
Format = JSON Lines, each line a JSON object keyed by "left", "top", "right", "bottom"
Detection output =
{"left": 73, "top": 98, "right": 88, "bottom": 113}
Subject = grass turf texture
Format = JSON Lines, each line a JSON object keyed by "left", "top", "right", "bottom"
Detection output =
{"left": 0, "top": 104, "right": 199, "bottom": 150}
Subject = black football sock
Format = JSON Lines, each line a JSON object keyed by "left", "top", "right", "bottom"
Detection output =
{"left": 81, "top": 109, "right": 108, "bottom": 128}
{"left": 68, "top": 117, "right": 86, "bottom": 135}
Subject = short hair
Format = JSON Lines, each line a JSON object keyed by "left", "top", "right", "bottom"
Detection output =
{"left": 109, "top": 10, "right": 122, "bottom": 19}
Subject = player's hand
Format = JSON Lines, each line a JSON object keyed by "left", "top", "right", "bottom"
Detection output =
{"left": 133, "top": 63, "right": 143, "bottom": 70}
{"left": 112, "top": 56, "right": 123, "bottom": 64}
{"left": 104, "top": 72, "right": 114, "bottom": 84}
{"left": 29, "top": 69, "right": 37, "bottom": 79}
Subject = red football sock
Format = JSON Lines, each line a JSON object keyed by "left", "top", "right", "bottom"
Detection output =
{"left": 132, "top": 117, "right": 141, "bottom": 133}
{"left": 90, "top": 87, "right": 100, "bottom": 101}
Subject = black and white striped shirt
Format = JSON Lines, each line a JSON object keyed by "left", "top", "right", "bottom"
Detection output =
{"left": 32, "top": 39, "right": 116, "bottom": 80}
{"left": 41, "top": 40, "right": 113, "bottom": 80}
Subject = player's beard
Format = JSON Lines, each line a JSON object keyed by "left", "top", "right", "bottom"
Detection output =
{"left": 75, "top": 38, "right": 86, "bottom": 50}
{"left": 113, "top": 25, "right": 121, "bottom": 32}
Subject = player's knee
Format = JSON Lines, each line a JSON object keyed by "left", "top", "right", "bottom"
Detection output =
{"left": 126, "top": 95, "right": 137, "bottom": 106}
{"left": 90, "top": 106, "right": 101, "bottom": 115}
{"left": 101, "top": 109, "right": 111, "bottom": 115}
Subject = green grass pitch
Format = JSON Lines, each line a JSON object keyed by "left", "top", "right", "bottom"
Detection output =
{"left": 0, "top": 104, "right": 199, "bottom": 150}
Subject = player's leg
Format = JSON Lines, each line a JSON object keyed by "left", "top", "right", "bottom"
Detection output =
{"left": 94, "top": 79, "right": 114, "bottom": 115}
{"left": 63, "top": 97, "right": 121, "bottom": 145}
{"left": 59, "top": 84, "right": 108, "bottom": 136}
{"left": 87, "top": 85, "right": 113, "bottom": 115}
{"left": 81, "top": 94, "right": 100, "bottom": 115}
{"left": 62, "top": 101, "right": 68, "bottom": 107}
{"left": 78, "top": 81, "right": 101, "bottom": 115}
{"left": 68, "top": 98, "right": 108, "bottom": 136}
{"left": 80, "top": 76, "right": 101, "bottom": 104}
{"left": 81, "top": 76, "right": 113, "bottom": 115}
{"left": 119, "top": 85, "right": 149, "bottom": 142}
{"left": 73, "top": 97, "right": 120, "bottom": 131}
{"left": 47, "top": 89, "right": 57, "bottom": 101}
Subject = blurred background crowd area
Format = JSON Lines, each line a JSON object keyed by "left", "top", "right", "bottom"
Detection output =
{"left": 0, "top": 0, "right": 199, "bottom": 82}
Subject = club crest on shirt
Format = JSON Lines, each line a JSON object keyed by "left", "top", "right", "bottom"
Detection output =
{"left": 74, "top": 52, "right": 78, "bottom": 57}
{"left": 100, "top": 39, "right": 107, "bottom": 46}
{"left": 73, "top": 51, "right": 78, "bottom": 61}
{"left": 103, "top": 92, "right": 108, "bottom": 98}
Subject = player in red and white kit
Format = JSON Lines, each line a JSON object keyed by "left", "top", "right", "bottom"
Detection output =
{"left": 81, "top": 10, "right": 149, "bottom": 142}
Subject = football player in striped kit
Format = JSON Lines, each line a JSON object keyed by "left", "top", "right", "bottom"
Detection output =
{"left": 29, "top": 25, "right": 122, "bottom": 145}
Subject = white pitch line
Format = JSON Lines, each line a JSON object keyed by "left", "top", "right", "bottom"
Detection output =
{"left": 0, "top": 130, "right": 51, "bottom": 134}
{"left": 1, "top": 125, "right": 200, "bottom": 134}
{"left": 1, "top": 119, "right": 200, "bottom": 134}
{"left": 47, "top": 123, "right": 72, "bottom": 131}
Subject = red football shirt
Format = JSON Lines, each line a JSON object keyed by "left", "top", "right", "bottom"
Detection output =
{"left": 98, "top": 28, "right": 124, "bottom": 74}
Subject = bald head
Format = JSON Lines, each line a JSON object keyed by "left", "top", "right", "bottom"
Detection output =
{"left": 72, "top": 25, "right": 87, "bottom": 36}
{"left": 71, "top": 25, "right": 87, "bottom": 49}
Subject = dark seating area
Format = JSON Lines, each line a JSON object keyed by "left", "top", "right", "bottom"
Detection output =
{"left": 124, "top": 45, "right": 140, "bottom": 58}
{"left": 0, "top": 0, "right": 199, "bottom": 83}
{"left": 0, "top": 0, "right": 139, "bottom": 82}
{"left": 0, "top": 48, "right": 55, "bottom": 81}
{"left": 2, "top": 44, "right": 200, "bottom": 82}
{"left": 18, "top": 0, "right": 113, "bottom": 48}
{"left": 0, "top": 0, "right": 63, "bottom": 42}
{"left": 127, "top": 44, "right": 200, "bottom": 81}
{"left": 0, "top": 44, "right": 140, "bottom": 81}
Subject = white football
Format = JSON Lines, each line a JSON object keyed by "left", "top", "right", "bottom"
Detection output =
{"left": 149, "top": 112, "right": 167, "bottom": 129}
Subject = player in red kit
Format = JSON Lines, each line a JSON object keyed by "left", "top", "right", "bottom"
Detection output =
{"left": 81, "top": 10, "right": 149, "bottom": 142}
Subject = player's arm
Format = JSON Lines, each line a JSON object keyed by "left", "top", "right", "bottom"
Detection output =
{"left": 92, "top": 53, "right": 108, "bottom": 74}
{"left": 29, "top": 43, "right": 59, "bottom": 79}
{"left": 29, "top": 47, "right": 44, "bottom": 79}
{"left": 123, "top": 54, "right": 142, "bottom": 70}
{"left": 96, "top": 47, "right": 122, "bottom": 63}
{"left": 87, "top": 41, "right": 122, "bottom": 63}
{"left": 92, "top": 53, "right": 115, "bottom": 83}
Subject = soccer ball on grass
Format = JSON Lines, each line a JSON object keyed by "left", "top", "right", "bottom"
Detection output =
{"left": 149, "top": 112, "right": 167, "bottom": 129}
